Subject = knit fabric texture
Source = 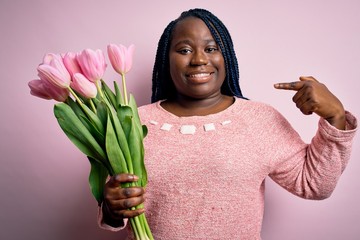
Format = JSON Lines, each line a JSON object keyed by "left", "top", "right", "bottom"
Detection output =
{"left": 98, "top": 97, "right": 357, "bottom": 239}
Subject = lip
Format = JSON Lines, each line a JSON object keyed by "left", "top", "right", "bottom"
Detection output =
{"left": 185, "top": 71, "right": 214, "bottom": 84}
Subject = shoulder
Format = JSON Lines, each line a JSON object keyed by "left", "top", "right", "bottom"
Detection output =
{"left": 138, "top": 101, "right": 163, "bottom": 122}
{"left": 233, "top": 97, "right": 283, "bottom": 119}
{"left": 138, "top": 101, "right": 158, "bottom": 113}
{"left": 231, "top": 97, "right": 295, "bottom": 133}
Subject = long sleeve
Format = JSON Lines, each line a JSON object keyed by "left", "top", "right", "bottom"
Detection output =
{"left": 97, "top": 204, "right": 128, "bottom": 231}
{"left": 269, "top": 111, "right": 357, "bottom": 199}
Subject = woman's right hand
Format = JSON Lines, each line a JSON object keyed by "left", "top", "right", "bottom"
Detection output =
{"left": 102, "top": 174, "right": 145, "bottom": 226}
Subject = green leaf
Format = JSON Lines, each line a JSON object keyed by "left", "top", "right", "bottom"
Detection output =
{"left": 92, "top": 97, "right": 101, "bottom": 107}
{"left": 117, "top": 105, "right": 133, "bottom": 139}
{"left": 88, "top": 157, "right": 109, "bottom": 205}
{"left": 105, "top": 114, "right": 128, "bottom": 174}
{"left": 67, "top": 98, "right": 105, "bottom": 147}
{"left": 129, "top": 94, "right": 146, "bottom": 139}
{"left": 107, "top": 106, "right": 133, "bottom": 174}
{"left": 66, "top": 98, "right": 91, "bottom": 130}
{"left": 142, "top": 125, "right": 148, "bottom": 138}
{"left": 96, "top": 101, "right": 108, "bottom": 125}
{"left": 114, "top": 81, "right": 124, "bottom": 106}
{"left": 79, "top": 115, "right": 105, "bottom": 147}
{"left": 54, "top": 103, "right": 107, "bottom": 162}
{"left": 128, "top": 117, "right": 147, "bottom": 187}
{"left": 101, "top": 80, "right": 117, "bottom": 108}
{"left": 81, "top": 103, "right": 105, "bottom": 134}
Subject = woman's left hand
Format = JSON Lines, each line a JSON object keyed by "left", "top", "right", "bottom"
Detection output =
{"left": 274, "top": 76, "right": 346, "bottom": 130}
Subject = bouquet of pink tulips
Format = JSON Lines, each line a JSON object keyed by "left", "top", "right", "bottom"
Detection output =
{"left": 28, "top": 44, "right": 153, "bottom": 240}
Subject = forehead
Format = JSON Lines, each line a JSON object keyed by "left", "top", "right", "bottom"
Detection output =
{"left": 171, "top": 17, "right": 214, "bottom": 42}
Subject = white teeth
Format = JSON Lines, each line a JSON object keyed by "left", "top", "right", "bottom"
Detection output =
{"left": 189, "top": 73, "right": 210, "bottom": 77}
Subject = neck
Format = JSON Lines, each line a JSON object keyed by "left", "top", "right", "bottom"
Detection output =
{"left": 177, "top": 94, "right": 224, "bottom": 109}
{"left": 161, "top": 94, "right": 234, "bottom": 117}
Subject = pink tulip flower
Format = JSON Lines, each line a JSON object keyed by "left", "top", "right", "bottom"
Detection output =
{"left": 71, "top": 73, "right": 97, "bottom": 99}
{"left": 28, "top": 79, "right": 52, "bottom": 100}
{"left": 76, "top": 49, "right": 106, "bottom": 83}
{"left": 37, "top": 53, "right": 71, "bottom": 88}
{"left": 43, "top": 80, "right": 70, "bottom": 102}
{"left": 63, "top": 52, "right": 82, "bottom": 78}
{"left": 28, "top": 79, "right": 69, "bottom": 102}
{"left": 107, "top": 44, "right": 135, "bottom": 75}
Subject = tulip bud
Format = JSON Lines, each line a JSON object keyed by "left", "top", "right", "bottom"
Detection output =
{"left": 37, "top": 53, "right": 71, "bottom": 89}
{"left": 44, "top": 80, "right": 70, "bottom": 102}
{"left": 28, "top": 79, "right": 69, "bottom": 102}
{"left": 43, "top": 53, "right": 71, "bottom": 80}
{"left": 76, "top": 49, "right": 107, "bottom": 83}
{"left": 37, "top": 65, "right": 71, "bottom": 89}
{"left": 28, "top": 79, "right": 52, "bottom": 100}
{"left": 63, "top": 52, "right": 82, "bottom": 78}
{"left": 107, "top": 44, "right": 135, "bottom": 75}
{"left": 71, "top": 73, "right": 97, "bottom": 99}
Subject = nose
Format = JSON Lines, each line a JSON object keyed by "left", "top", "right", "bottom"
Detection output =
{"left": 190, "top": 50, "right": 208, "bottom": 66}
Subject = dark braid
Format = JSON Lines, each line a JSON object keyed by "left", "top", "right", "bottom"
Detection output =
{"left": 151, "top": 20, "right": 177, "bottom": 103}
{"left": 151, "top": 8, "right": 246, "bottom": 103}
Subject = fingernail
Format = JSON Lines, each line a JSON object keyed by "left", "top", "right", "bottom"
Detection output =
{"left": 131, "top": 175, "right": 139, "bottom": 180}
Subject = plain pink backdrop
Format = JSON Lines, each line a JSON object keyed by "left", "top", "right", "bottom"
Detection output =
{"left": 1, "top": 0, "right": 359, "bottom": 239}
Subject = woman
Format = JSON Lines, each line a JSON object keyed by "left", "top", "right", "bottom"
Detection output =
{"left": 99, "top": 8, "right": 357, "bottom": 239}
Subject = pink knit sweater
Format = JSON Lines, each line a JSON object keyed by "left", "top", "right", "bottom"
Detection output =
{"left": 99, "top": 97, "right": 357, "bottom": 239}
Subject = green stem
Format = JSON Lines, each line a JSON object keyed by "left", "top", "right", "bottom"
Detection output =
{"left": 129, "top": 218, "right": 140, "bottom": 239}
{"left": 134, "top": 215, "right": 148, "bottom": 240}
{"left": 130, "top": 203, "right": 152, "bottom": 240}
{"left": 121, "top": 74, "right": 128, "bottom": 106}
{"left": 130, "top": 215, "right": 150, "bottom": 240}
{"left": 141, "top": 213, "right": 154, "bottom": 240}
{"left": 89, "top": 99, "right": 96, "bottom": 113}
{"left": 96, "top": 80, "right": 105, "bottom": 99}
{"left": 68, "top": 87, "right": 98, "bottom": 115}
{"left": 68, "top": 87, "right": 83, "bottom": 105}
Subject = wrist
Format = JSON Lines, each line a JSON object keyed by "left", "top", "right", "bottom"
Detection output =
{"left": 326, "top": 110, "right": 346, "bottom": 130}
{"left": 102, "top": 202, "right": 125, "bottom": 228}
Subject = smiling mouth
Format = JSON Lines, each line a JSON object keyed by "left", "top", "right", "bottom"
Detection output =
{"left": 187, "top": 73, "right": 211, "bottom": 78}
{"left": 186, "top": 72, "right": 213, "bottom": 83}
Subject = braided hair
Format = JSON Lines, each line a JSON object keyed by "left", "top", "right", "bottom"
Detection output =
{"left": 151, "top": 8, "right": 246, "bottom": 103}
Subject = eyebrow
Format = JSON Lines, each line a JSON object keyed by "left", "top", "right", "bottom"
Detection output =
{"left": 173, "top": 39, "right": 217, "bottom": 47}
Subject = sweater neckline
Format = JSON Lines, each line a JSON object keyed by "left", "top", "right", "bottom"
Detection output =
{"left": 155, "top": 97, "right": 239, "bottom": 120}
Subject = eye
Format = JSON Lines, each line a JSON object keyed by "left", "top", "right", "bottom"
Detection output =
{"left": 177, "top": 48, "right": 192, "bottom": 55}
{"left": 205, "top": 47, "right": 219, "bottom": 53}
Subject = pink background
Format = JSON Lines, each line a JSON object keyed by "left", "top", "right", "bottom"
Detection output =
{"left": 1, "top": 0, "right": 359, "bottom": 239}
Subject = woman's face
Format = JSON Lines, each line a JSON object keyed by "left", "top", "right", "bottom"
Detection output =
{"left": 169, "top": 17, "right": 226, "bottom": 100}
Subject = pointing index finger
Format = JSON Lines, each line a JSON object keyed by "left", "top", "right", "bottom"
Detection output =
{"left": 274, "top": 81, "right": 304, "bottom": 91}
